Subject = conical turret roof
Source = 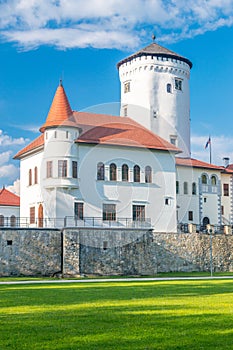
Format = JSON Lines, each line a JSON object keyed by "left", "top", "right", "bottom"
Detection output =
{"left": 117, "top": 42, "right": 192, "bottom": 69}
{"left": 40, "top": 81, "right": 74, "bottom": 132}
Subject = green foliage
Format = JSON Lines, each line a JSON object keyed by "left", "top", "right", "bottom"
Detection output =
{"left": 0, "top": 280, "right": 233, "bottom": 349}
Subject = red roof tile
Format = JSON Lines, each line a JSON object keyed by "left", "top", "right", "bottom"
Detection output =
{"left": 0, "top": 187, "right": 20, "bottom": 207}
{"left": 15, "top": 83, "right": 180, "bottom": 159}
{"left": 14, "top": 134, "right": 44, "bottom": 159}
{"left": 176, "top": 157, "right": 223, "bottom": 170}
{"left": 76, "top": 112, "right": 179, "bottom": 152}
{"left": 40, "top": 82, "right": 75, "bottom": 132}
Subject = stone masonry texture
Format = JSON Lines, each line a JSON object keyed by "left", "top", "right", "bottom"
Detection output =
{"left": 0, "top": 228, "right": 233, "bottom": 276}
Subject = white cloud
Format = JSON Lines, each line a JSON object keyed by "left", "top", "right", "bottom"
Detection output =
{"left": 191, "top": 134, "right": 233, "bottom": 165}
{"left": 0, "top": 163, "right": 19, "bottom": 180}
{"left": 0, "top": 129, "right": 28, "bottom": 146}
{"left": 0, "top": 0, "right": 233, "bottom": 50}
{"left": 0, "top": 151, "right": 12, "bottom": 166}
{"left": 6, "top": 179, "right": 20, "bottom": 195}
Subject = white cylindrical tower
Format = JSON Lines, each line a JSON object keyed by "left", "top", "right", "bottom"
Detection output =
{"left": 117, "top": 42, "right": 192, "bottom": 157}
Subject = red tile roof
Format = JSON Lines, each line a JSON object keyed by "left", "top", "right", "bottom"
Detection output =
{"left": 39, "top": 82, "right": 75, "bottom": 132}
{"left": 14, "top": 83, "right": 180, "bottom": 158}
{"left": 0, "top": 187, "right": 20, "bottom": 207}
{"left": 176, "top": 157, "right": 223, "bottom": 170}
{"left": 14, "top": 134, "right": 44, "bottom": 159}
{"left": 75, "top": 112, "right": 179, "bottom": 151}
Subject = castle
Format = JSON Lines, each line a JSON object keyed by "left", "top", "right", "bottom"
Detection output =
{"left": 2, "top": 41, "right": 233, "bottom": 232}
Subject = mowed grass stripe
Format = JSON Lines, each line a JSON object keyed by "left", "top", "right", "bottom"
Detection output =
{"left": 0, "top": 280, "right": 233, "bottom": 350}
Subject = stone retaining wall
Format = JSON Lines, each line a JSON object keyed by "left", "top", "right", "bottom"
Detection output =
{"left": 0, "top": 228, "right": 233, "bottom": 276}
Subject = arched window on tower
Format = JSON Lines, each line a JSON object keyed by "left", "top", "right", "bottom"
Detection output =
{"left": 145, "top": 166, "right": 152, "bottom": 183}
{"left": 110, "top": 163, "right": 117, "bottom": 181}
{"left": 134, "top": 165, "right": 140, "bottom": 183}
{"left": 122, "top": 164, "right": 129, "bottom": 182}
{"left": 97, "top": 162, "right": 105, "bottom": 180}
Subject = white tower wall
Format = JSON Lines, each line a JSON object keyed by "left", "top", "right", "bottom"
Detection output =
{"left": 119, "top": 54, "right": 191, "bottom": 157}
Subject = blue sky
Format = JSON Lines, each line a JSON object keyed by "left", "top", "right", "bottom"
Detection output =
{"left": 0, "top": 0, "right": 233, "bottom": 193}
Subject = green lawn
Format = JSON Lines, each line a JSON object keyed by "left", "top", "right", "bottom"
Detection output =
{"left": 0, "top": 279, "right": 233, "bottom": 349}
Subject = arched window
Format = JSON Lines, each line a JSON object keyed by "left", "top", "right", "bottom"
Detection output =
{"left": 134, "top": 165, "right": 140, "bottom": 182}
{"left": 202, "top": 174, "right": 207, "bottom": 184}
{"left": 110, "top": 163, "right": 117, "bottom": 181}
{"left": 10, "top": 215, "right": 16, "bottom": 227}
{"left": 145, "top": 166, "right": 152, "bottom": 183}
{"left": 211, "top": 175, "right": 217, "bottom": 186}
{"left": 183, "top": 182, "right": 188, "bottom": 195}
{"left": 192, "top": 182, "right": 197, "bottom": 195}
{"left": 29, "top": 169, "right": 32, "bottom": 186}
{"left": 167, "top": 83, "right": 172, "bottom": 93}
{"left": 34, "top": 167, "right": 38, "bottom": 184}
{"left": 0, "top": 215, "right": 4, "bottom": 227}
{"left": 122, "top": 164, "right": 128, "bottom": 182}
{"left": 97, "top": 162, "right": 105, "bottom": 180}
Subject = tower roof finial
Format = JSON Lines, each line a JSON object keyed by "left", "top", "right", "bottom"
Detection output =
{"left": 152, "top": 34, "right": 156, "bottom": 42}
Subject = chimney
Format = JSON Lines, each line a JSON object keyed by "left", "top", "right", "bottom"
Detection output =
{"left": 223, "top": 157, "right": 230, "bottom": 167}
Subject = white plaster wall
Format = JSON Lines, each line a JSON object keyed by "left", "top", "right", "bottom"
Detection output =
{"left": 221, "top": 173, "right": 232, "bottom": 224}
{"left": 119, "top": 55, "right": 191, "bottom": 157}
{"left": 0, "top": 205, "right": 19, "bottom": 218}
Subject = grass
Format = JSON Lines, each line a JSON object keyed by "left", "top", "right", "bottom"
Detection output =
{"left": 0, "top": 279, "right": 233, "bottom": 349}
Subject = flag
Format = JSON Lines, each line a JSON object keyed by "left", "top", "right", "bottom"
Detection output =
{"left": 205, "top": 137, "right": 211, "bottom": 149}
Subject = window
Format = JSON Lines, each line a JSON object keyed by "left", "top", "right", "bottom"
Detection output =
{"left": 110, "top": 163, "right": 117, "bottom": 181}
{"left": 175, "top": 78, "right": 182, "bottom": 91}
{"left": 29, "top": 169, "right": 32, "bottom": 186}
{"left": 153, "top": 111, "right": 157, "bottom": 118}
{"left": 176, "top": 181, "right": 179, "bottom": 194}
{"left": 123, "top": 106, "right": 128, "bottom": 117}
{"left": 30, "top": 207, "right": 35, "bottom": 224}
{"left": 124, "top": 81, "right": 130, "bottom": 93}
{"left": 0, "top": 215, "right": 4, "bottom": 227}
{"left": 133, "top": 205, "right": 145, "bottom": 221}
{"left": 223, "top": 183, "right": 229, "bottom": 196}
{"left": 74, "top": 202, "right": 84, "bottom": 220}
{"left": 165, "top": 198, "right": 169, "bottom": 205}
{"left": 103, "top": 204, "right": 116, "bottom": 221}
{"left": 170, "top": 136, "right": 177, "bottom": 146}
{"left": 122, "top": 164, "right": 129, "bottom": 181}
{"left": 54, "top": 131, "right": 57, "bottom": 138}
{"left": 72, "top": 161, "right": 78, "bottom": 178}
{"left": 221, "top": 206, "right": 224, "bottom": 215}
{"left": 46, "top": 161, "right": 53, "bottom": 178}
{"left": 10, "top": 215, "right": 16, "bottom": 227}
{"left": 188, "top": 211, "right": 193, "bottom": 221}
{"left": 167, "top": 83, "right": 172, "bottom": 93}
{"left": 145, "top": 166, "right": 152, "bottom": 183}
{"left": 34, "top": 167, "right": 38, "bottom": 184}
{"left": 58, "top": 160, "right": 67, "bottom": 177}
{"left": 192, "top": 182, "right": 197, "bottom": 195}
{"left": 134, "top": 165, "right": 140, "bottom": 182}
{"left": 204, "top": 197, "right": 207, "bottom": 203}
{"left": 103, "top": 241, "right": 108, "bottom": 250}
{"left": 201, "top": 174, "right": 207, "bottom": 184}
{"left": 66, "top": 131, "right": 69, "bottom": 139}
{"left": 183, "top": 182, "right": 188, "bottom": 195}
{"left": 211, "top": 175, "right": 217, "bottom": 186}
{"left": 97, "top": 162, "right": 105, "bottom": 180}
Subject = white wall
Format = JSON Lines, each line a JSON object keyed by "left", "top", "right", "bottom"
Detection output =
{"left": 119, "top": 55, "right": 191, "bottom": 157}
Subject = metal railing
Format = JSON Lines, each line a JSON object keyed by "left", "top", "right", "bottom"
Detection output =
{"left": 0, "top": 216, "right": 152, "bottom": 229}
{"left": 177, "top": 223, "right": 232, "bottom": 234}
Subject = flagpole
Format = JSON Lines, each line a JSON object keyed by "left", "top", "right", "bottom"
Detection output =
{"left": 209, "top": 135, "right": 212, "bottom": 164}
